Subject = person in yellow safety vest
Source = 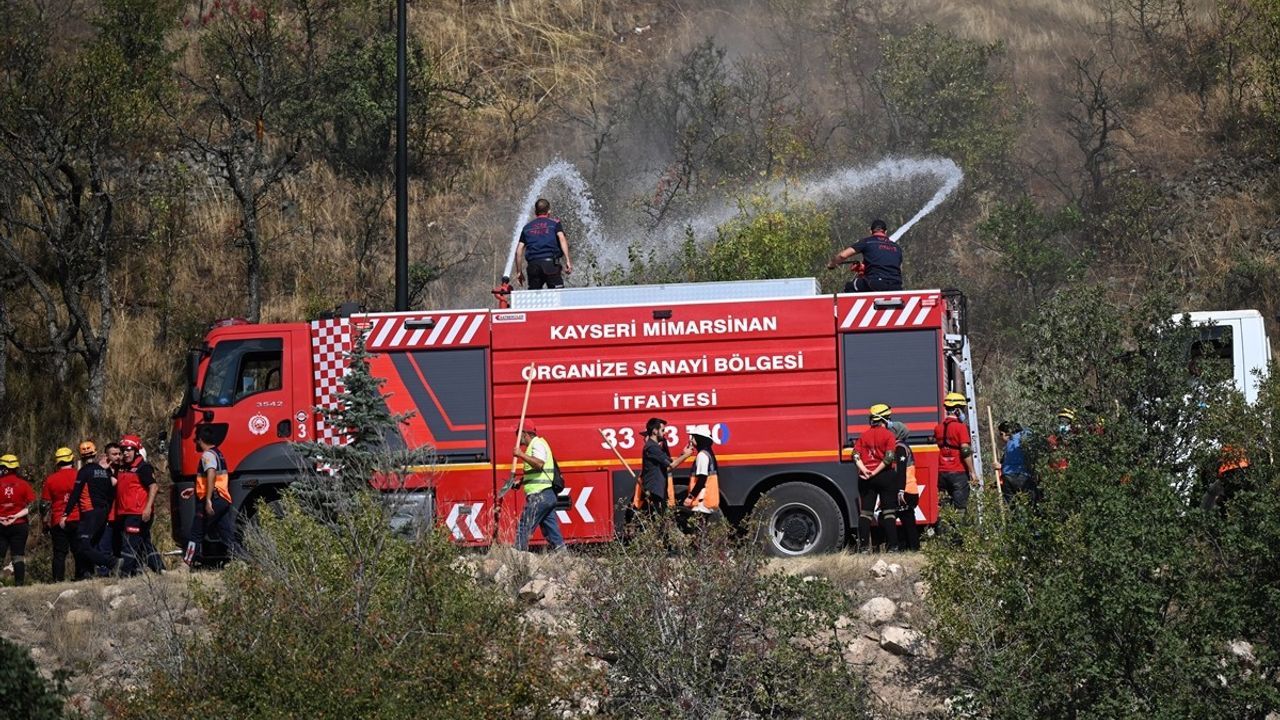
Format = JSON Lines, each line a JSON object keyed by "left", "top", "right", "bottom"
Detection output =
{"left": 1201, "top": 444, "right": 1250, "bottom": 512}
{"left": 513, "top": 422, "right": 566, "bottom": 552}
{"left": 683, "top": 425, "right": 720, "bottom": 514}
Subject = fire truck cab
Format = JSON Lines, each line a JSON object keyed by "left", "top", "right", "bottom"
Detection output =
{"left": 170, "top": 278, "right": 984, "bottom": 557}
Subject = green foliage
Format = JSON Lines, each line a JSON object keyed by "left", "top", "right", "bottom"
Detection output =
{"left": 877, "top": 24, "right": 1021, "bottom": 187}
{"left": 979, "top": 197, "right": 1083, "bottom": 306}
{"left": 113, "top": 498, "right": 582, "bottom": 720}
{"left": 574, "top": 519, "right": 866, "bottom": 719}
{"left": 925, "top": 287, "right": 1280, "bottom": 718}
{"left": 0, "top": 637, "right": 66, "bottom": 720}
{"left": 292, "top": 329, "right": 434, "bottom": 522}
{"left": 699, "top": 195, "right": 833, "bottom": 285}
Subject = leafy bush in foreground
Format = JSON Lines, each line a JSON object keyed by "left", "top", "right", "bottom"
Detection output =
{"left": 574, "top": 518, "right": 867, "bottom": 719}
{"left": 111, "top": 496, "right": 585, "bottom": 720}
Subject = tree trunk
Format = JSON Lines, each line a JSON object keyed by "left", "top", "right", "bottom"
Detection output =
{"left": 243, "top": 194, "right": 262, "bottom": 324}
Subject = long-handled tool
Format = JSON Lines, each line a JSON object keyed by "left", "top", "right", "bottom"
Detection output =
{"left": 492, "top": 367, "right": 534, "bottom": 543}
{"left": 599, "top": 429, "right": 638, "bottom": 479}
{"left": 987, "top": 404, "right": 1005, "bottom": 511}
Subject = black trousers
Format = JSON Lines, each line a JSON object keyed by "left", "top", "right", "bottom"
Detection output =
{"left": 898, "top": 492, "right": 920, "bottom": 551}
{"left": 139, "top": 516, "right": 163, "bottom": 572}
{"left": 74, "top": 508, "right": 116, "bottom": 571}
{"left": 49, "top": 522, "right": 83, "bottom": 582}
{"left": 192, "top": 496, "right": 239, "bottom": 559}
{"left": 115, "top": 515, "right": 149, "bottom": 576}
{"left": 844, "top": 276, "right": 902, "bottom": 293}
{"left": 0, "top": 523, "right": 29, "bottom": 585}
{"left": 526, "top": 258, "right": 564, "bottom": 289}
{"left": 858, "top": 468, "right": 899, "bottom": 551}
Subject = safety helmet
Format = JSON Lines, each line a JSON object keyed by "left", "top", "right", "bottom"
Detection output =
{"left": 868, "top": 403, "right": 893, "bottom": 423}
{"left": 943, "top": 392, "right": 968, "bottom": 408}
{"left": 54, "top": 447, "right": 75, "bottom": 464}
{"left": 688, "top": 424, "right": 714, "bottom": 441}
{"left": 1057, "top": 407, "right": 1077, "bottom": 422}
{"left": 120, "top": 434, "right": 142, "bottom": 450}
{"left": 0, "top": 454, "right": 17, "bottom": 470}
{"left": 78, "top": 440, "right": 97, "bottom": 458}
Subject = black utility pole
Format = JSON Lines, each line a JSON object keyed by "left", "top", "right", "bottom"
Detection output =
{"left": 394, "top": 0, "right": 409, "bottom": 311}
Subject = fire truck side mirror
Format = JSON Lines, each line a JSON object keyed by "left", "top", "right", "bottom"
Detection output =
{"left": 201, "top": 410, "right": 214, "bottom": 423}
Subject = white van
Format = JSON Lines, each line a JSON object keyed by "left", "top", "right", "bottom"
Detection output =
{"left": 1181, "top": 310, "right": 1272, "bottom": 404}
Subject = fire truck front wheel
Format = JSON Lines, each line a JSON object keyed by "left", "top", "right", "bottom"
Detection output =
{"left": 757, "top": 482, "right": 845, "bottom": 557}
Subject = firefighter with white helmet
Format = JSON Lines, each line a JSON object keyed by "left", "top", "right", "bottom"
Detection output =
{"left": 0, "top": 454, "right": 35, "bottom": 585}
{"left": 934, "top": 392, "right": 976, "bottom": 517}
{"left": 853, "top": 405, "right": 898, "bottom": 552}
{"left": 684, "top": 425, "right": 720, "bottom": 515}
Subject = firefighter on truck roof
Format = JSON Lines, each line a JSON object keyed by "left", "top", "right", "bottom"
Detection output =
{"left": 826, "top": 219, "right": 903, "bottom": 293}
{"left": 854, "top": 405, "right": 898, "bottom": 553}
{"left": 934, "top": 393, "right": 976, "bottom": 521}
{"left": 515, "top": 198, "right": 573, "bottom": 290}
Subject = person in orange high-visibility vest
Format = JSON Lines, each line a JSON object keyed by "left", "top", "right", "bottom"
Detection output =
{"left": 683, "top": 425, "right": 720, "bottom": 515}
{"left": 185, "top": 425, "right": 238, "bottom": 566}
{"left": 1201, "top": 444, "right": 1250, "bottom": 512}
{"left": 890, "top": 421, "right": 919, "bottom": 551}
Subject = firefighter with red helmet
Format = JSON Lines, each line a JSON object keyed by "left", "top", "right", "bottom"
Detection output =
{"left": 113, "top": 435, "right": 157, "bottom": 575}
{"left": 826, "top": 219, "right": 903, "bottom": 293}
{"left": 0, "top": 454, "right": 36, "bottom": 585}
{"left": 854, "top": 404, "right": 899, "bottom": 552}
{"left": 119, "top": 435, "right": 162, "bottom": 572}
{"left": 41, "top": 447, "right": 83, "bottom": 582}
{"left": 1046, "top": 407, "right": 1076, "bottom": 473}
{"left": 934, "top": 393, "right": 976, "bottom": 515}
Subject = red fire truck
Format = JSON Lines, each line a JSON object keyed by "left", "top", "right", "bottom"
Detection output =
{"left": 169, "top": 278, "right": 984, "bottom": 557}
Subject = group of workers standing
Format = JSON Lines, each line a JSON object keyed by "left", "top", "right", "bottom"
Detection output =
{"left": 0, "top": 437, "right": 160, "bottom": 586}
{"left": 510, "top": 418, "right": 721, "bottom": 551}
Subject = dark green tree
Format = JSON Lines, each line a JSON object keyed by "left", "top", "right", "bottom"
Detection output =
{"left": 0, "top": 637, "right": 65, "bottom": 720}
{"left": 925, "top": 286, "right": 1280, "bottom": 718}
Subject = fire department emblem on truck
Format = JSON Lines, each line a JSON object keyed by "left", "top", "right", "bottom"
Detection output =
{"left": 248, "top": 414, "right": 271, "bottom": 436}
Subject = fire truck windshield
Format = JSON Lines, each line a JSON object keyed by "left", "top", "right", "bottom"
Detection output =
{"left": 199, "top": 337, "right": 284, "bottom": 406}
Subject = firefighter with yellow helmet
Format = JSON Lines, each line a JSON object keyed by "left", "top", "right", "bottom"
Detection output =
{"left": 933, "top": 392, "right": 975, "bottom": 515}
{"left": 0, "top": 454, "right": 35, "bottom": 585}
{"left": 853, "top": 404, "right": 898, "bottom": 552}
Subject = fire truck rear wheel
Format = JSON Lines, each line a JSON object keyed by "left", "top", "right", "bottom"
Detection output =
{"left": 758, "top": 482, "right": 844, "bottom": 557}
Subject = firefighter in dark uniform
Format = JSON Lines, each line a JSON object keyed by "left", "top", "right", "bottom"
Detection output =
{"left": 62, "top": 441, "right": 118, "bottom": 576}
{"left": 826, "top": 219, "right": 903, "bottom": 292}
{"left": 514, "top": 198, "right": 573, "bottom": 289}
{"left": 635, "top": 417, "right": 694, "bottom": 517}
{"left": 0, "top": 455, "right": 36, "bottom": 585}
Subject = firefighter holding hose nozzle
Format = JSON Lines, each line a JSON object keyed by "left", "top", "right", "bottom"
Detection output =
{"left": 827, "top": 219, "right": 903, "bottom": 293}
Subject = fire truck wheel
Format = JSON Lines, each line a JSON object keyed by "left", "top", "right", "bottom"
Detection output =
{"left": 758, "top": 482, "right": 844, "bottom": 557}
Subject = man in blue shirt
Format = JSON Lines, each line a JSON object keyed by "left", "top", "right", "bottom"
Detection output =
{"left": 826, "top": 219, "right": 903, "bottom": 292}
{"left": 515, "top": 198, "right": 573, "bottom": 289}
{"left": 998, "top": 420, "right": 1038, "bottom": 506}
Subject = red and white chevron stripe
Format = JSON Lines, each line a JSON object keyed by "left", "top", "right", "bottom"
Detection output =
{"left": 839, "top": 294, "right": 940, "bottom": 330}
{"left": 363, "top": 313, "right": 488, "bottom": 351}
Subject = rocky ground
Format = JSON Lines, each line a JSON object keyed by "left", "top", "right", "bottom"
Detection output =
{"left": 2, "top": 550, "right": 950, "bottom": 718}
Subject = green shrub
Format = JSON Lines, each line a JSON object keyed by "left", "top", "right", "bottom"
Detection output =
{"left": 0, "top": 636, "right": 66, "bottom": 720}
{"left": 924, "top": 287, "right": 1280, "bottom": 718}
{"left": 573, "top": 518, "right": 867, "bottom": 719}
{"left": 111, "top": 497, "right": 585, "bottom": 719}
